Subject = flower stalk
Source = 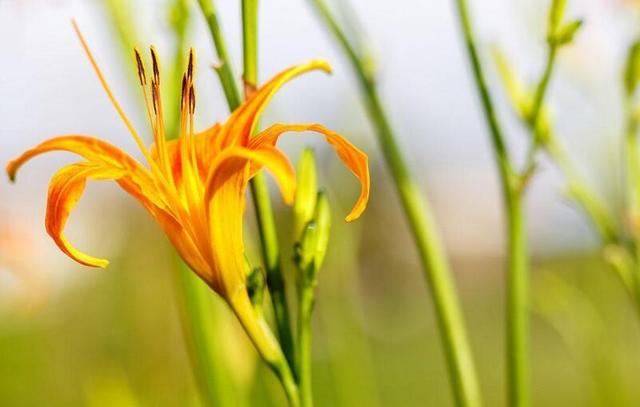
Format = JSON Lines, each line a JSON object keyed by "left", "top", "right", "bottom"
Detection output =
{"left": 308, "top": 1, "right": 481, "bottom": 406}
{"left": 196, "top": 0, "right": 298, "bottom": 378}
{"left": 457, "top": 0, "right": 583, "bottom": 404}
{"left": 451, "top": 0, "right": 529, "bottom": 404}
{"left": 240, "top": 0, "right": 298, "bottom": 379}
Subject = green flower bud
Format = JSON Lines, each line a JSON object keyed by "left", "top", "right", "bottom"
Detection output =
{"left": 549, "top": 0, "right": 567, "bottom": 33}
{"left": 294, "top": 191, "right": 331, "bottom": 285}
{"left": 625, "top": 40, "right": 640, "bottom": 97}
{"left": 294, "top": 148, "right": 317, "bottom": 240}
{"left": 312, "top": 191, "right": 331, "bottom": 271}
{"left": 549, "top": 19, "right": 583, "bottom": 46}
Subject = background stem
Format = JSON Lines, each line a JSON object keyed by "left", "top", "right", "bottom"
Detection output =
{"left": 451, "top": 0, "right": 529, "bottom": 405}
{"left": 308, "top": 1, "right": 481, "bottom": 406}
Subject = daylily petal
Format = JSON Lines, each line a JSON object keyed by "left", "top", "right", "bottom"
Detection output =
{"left": 205, "top": 146, "right": 296, "bottom": 207}
{"left": 45, "top": 162, "right": 127, "bottom": 267}
{"left": 6, "top": 135, "right": 172, "bottom": 213}
{"left": 217, "top": 60, "right": 332, "bottom": 148}
{"left": 248, "top": 123, "right": 370, "bottom": 222}
{"left": 154, "top": 124, "right": 222, "bottom": 185}
{"left": 7, "top": 135, "right": 148, "bottom": 181}
{"left": 202, "top": 146, "right": 295, "bottom": 296}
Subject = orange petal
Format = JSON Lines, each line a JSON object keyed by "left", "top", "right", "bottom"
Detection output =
{"left": 205, "top": 146, "right": 296, "bottom": 207}
{"left": 217, "top": 60, "right": 332, "bottom": 148}
{"left": 7, "top": 135, "right": 150, "bottom": 182}
{"left": 45, "top": 162, "right": 127, "bottom": 267}
{"left": 203, "top": 147, "right": 295, "bottom": 297}
{"left": 248, "top": 123, "right": 370, "bottom": 222}
{"left": 6, "top": 135, "right": 172, "bottom": 211}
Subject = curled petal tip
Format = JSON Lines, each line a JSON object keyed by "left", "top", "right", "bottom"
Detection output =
{"left": 310, "top": 59, "right": 333, "bottom": 75}
{"left": 344, "top": 212, "right": 361, "bottom": 223}
{"left": 6, "top": 162, "right": 18, "bottom": 183}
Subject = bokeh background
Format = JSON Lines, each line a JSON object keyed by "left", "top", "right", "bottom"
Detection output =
{"left": 2, "top": 0, "right": 640, "bottom": 405}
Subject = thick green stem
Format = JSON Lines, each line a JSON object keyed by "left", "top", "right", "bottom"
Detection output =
{"left": 309, "top": 1, "right": 481, "bottom": 406}
{"left": 297, "top": 286, "right": 315, "bottom": 407}
{"left": 230, "top": 292, "right": 300, "bottom": 407}
{"left": 241, "top": 0, "right": 297, "bottom": 377}
{"left": 451, "top": 0, "right": 529, "bottom": 405}
{"left": 505, "top": 192, "right": 529, "bottom": 407}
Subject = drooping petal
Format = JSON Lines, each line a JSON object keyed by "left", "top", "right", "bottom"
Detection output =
{"left": 248, "top": 123, "right": 370, "bottom": 222}
{"left": 6, "top": 135, "right": 174, "bottom": 213}
{"left": 216, "top": 60, "right": 332, "bottom": 148}
{"left": 7, "top": 135, "right": 147, "bottom": 181}
{"left": 45, "top": 162, "right": 127, "bottom": 267}
{"left": 202, "top": 146, "right": 295, "bottom": 297}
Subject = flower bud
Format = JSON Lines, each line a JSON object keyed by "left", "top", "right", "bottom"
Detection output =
{"left": 311, "top": 191, "right": 331, "bottom": 271}
{"left": 294, "top": 148, "right": 317, "bottom": 240}
{"left": 625, "top": 40, "right": 640, "bottom": 97}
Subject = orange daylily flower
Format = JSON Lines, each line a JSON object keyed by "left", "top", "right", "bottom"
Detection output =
{"left": 6, "top": 24, "right": 369, "bottom": 362}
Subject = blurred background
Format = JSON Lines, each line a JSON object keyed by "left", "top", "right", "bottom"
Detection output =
{"left": 2, "top": 0, "right": 640, "bottom": 405}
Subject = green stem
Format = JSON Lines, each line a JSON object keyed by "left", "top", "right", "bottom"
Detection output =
{"left": 242, "top": 0, "right": 258, "bottom": 91}
{"left": 230, "top": 292, "right": 300, "bottom": 407}
{"left": 297, "top": 285, "right": 315, "bottom": 407}
{"left": 249, "top": 173, "right": 297, "bottom": 375}
{"left": 197, "top": 0, "right": 241, "bottom": 110}
{"left": 309, "top": 1, "right": 481, "bottom": 406}
{"left": 521, "top": 46, "right": 556, "bottom": 174}
{"left": 624, "top": 102, "right": 640, "bottom": 308}
{"left": 529, "top": 46, "right": 556, "bottom": 130}
{"left": 241, "top": 0, "right": 297, "bottom": 377}
{"left": 451, "top": 0, "right": 529, "bottom": 405}
{"left": 175, "top": 262, "right": 239, "bottom": 407}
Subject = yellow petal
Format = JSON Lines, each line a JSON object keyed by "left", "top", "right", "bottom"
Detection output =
{"left": 45, "top": 162, "right": 127, "bottom": 267}
{"left": 248, "top": 123, "right": 370, "bottom": 222}
{"left": 205, "top": 146, "right": 296, "bottom": 207}
{"left": 217, "top": 60, "right": 332, "bottom": 148}
{"left": 203, "top": 147, "right": 295, "bottom": 297}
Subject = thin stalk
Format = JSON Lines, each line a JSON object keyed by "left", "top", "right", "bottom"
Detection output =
{"left": 522, "top": 46, "right": 556, "bottom": 173}
{"left": 308, "top": 1, "right": 481, "bottom": 406}
{"left": 451, "top": 0, "right": 529, "bottom": 405}
{"left": 197, "top": 0, "right": 241, "bottom": 109}
{"left": 297, "top": 285, "right": 315, "bottom": 407}
{"left": 241, "top": 0, "right": 297, "bottom": 376}
{"left": 624, "top": 101, "right": 640, "bottom": 308}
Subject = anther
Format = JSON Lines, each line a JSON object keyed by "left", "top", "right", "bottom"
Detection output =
{"left": 150, "top": 46, "right": 160, "bottom": 84}
{"left": 189, "top": 85, "right": 196, "bottom": 115}
{"left": 134, "top": 48, "right": 146, "bottom": 86}
{"left": 187, "top": 48, "right": 194, "bottom": 82}
{"left": 180, "top": 74, "right": 188, "bottom": 111}
{"left": 151, "top": 82, "right": 159, "bottom": 114}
